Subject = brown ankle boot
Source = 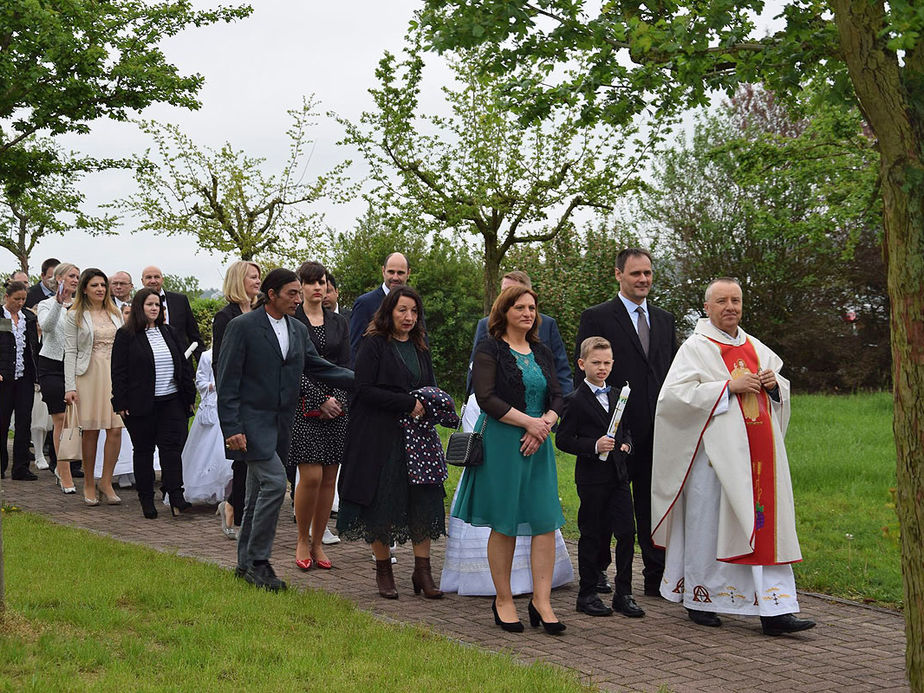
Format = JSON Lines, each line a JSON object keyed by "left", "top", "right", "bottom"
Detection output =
{"left": 375, "top": 558, "right": 398, "bottom": 599}
{"left": 411, "top": 556, "right": 443, "bottom": 599}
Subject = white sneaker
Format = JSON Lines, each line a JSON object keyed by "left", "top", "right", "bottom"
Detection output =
{"left": 321, "top": 528, "right": 340, "bottom": 545}
{"left": 35, "top": 458, "right": 49, "bottom": 470}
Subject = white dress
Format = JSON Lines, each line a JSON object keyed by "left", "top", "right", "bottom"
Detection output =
{"left": 94, "top": 429, "right": 159, "bottom": 478}
{"left": 439, "top": 394, "right": 575, "bottom": 595}
{"left": 177, "top": 350, "right": 233, "bottom": 504}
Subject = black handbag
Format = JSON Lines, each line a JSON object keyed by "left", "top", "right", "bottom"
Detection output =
{"left": 445, "top": 395, "right": 486, "bottom": 467}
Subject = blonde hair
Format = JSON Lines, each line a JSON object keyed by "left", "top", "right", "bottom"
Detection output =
{"left": 53, "top": 262, "right": 79, "bottom": 282}
{"left": 223, "top": 261, "right": 262, "bottom": 307}
{"left": 580, "top": 336, "right": 612, "bottom": 361}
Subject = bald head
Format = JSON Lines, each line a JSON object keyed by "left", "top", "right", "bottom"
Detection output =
{"left": 141, "top": 266, "right": 164, "bottom": 293}
{"left": 382, "top": 252, "right": 410, "bottom": 290}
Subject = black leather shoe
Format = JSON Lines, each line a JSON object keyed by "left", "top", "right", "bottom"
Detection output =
{"left": 71, "top": 464, "right": 84, "bottom": 478}
{"left": 595, "top": 572, "right": 613, "bottom": 594}
{"left": 234, "top": 565, "right": 248, "bottom": 579}
{"left": 613, "top": 594, "right": 645, "bottom": 618}
{"left": 761, "top": 613, "right": 816, "bottom": 636}
{"left": 11, "top": 470, "right": 38, "bottom": 481}
{"left": 576, "top": 595, "right": 613, "bottom": 617}
{"left": 245, "top": 562, "right": 287, "bottom": 592}
{"left": 687, "top": 608, "right": 722, "bottom": 627}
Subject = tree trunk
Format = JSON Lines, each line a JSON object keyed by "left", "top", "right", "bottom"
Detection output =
{"left": 17, "top": 251, "right": 28, "bottom": 275}
{"left": 832, "top": 2, "right": 924, "bottom": 688}
{"left": 483, "top": 236, "right": 502, "bottom": 314}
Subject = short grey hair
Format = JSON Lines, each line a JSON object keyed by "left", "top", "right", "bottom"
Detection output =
{"left": 704, "top": 277, "right": 741, "bottom": 302}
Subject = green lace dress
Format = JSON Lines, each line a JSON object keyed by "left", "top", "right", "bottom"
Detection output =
{"left": 451, "top": 349, "right": 565, "bottom": 536}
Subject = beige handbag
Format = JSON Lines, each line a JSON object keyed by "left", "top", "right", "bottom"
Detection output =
{"left": 58, "top": 404, "right": 82, "bottom": 461}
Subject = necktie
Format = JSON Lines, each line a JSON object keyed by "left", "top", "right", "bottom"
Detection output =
{"left": 636, "top": 305, "right": 650, "bottom": 356}
{"left": 594, "top": 386, "right": 611, "bottom": 395}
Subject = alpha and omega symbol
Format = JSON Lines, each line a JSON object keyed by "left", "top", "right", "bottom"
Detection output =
{"left": 692, "top": 585, "right": 711, "bottom": 603}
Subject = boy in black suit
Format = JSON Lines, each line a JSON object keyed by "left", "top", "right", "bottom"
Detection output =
{"left": 557, "top": 336, "right": 644, "bottom": 618}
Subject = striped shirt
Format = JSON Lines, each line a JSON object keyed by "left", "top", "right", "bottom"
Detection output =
{"left": 145, "top": 327, "right": 178, "bottom": 397}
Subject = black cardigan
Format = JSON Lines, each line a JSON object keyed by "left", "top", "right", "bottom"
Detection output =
{"left": 0, "top": 309, "right": 38, "bottom": 382}
{"left": 338, "top": 333, "right": 436, "bottom": 506}
{"left": 111, "top": 324, "right": 196, "bottom": 417}
{"left": 472, "top": 336, "right": 563, "bottom": 421}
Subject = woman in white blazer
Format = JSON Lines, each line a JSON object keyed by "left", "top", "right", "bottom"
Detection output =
{"left": 63, "top": 268, "right": 124, "bottom": 505}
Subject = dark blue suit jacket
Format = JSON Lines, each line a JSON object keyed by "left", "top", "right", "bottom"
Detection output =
{"left": 466, "top": 314, "right": 573, "bottom": 395}
{"left": 349, "top": 286, "right": 386, "bottom": 364}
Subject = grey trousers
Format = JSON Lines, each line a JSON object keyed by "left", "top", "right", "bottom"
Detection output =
{"left": 236, "top": 453, "right": 287, "bottom": 570}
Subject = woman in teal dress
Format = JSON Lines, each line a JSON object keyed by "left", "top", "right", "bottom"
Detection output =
{"left": 452, "top": 285, "right": 566, "bottom": 634}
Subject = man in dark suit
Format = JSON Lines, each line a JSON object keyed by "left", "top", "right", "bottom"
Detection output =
{"left": 141, "top": 266, "right": 204, "bottom": 362}
{"left": 465, "top": 270, "right": 572, "bottom": 395}
{"left": 348, "top": 251, "right": 410, "bottom": 363}
{"left": 322, "top": 270, "right": 351, "bottom": 323}
{"left": 25, "top": 257, "right": 60, "bottom": 309}
{"left": 574, "top": 248, "right": 677, "bottom": 596}
{"left": 217, "top": 269, "right": 353, "bottom": 592}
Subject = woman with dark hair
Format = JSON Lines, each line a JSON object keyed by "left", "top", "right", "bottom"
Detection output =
{"left": 337, "top": 285, "right": 446, "bottom": 599}
{"left": 111, "top": 288, "right": 196, "bottom": 519}
{"left": 35, "top": 262, "right": 80, "bottom": 493}
{"left": 287, "top": 261, "right": 351, "bottom": 570}
{"left": 1, "top": 281, "right": 39, "bottom": 480}
{"left": 63, "top": 267, "right": 124, "bottom": 505}
{"left": 451, "top": 285, "right": 566, "bottom": 634}
{"left": 212, "top": 260, "right": 262, "bottom": 537}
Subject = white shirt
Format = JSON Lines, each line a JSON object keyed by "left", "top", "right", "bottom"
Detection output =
{"left": 618, "top": 292, "right": 649, "bottom": 333}
{"left": 380, "top": 282, "right": 390, "bottom": 295}
{"left": 3, "top": 307, "right": 26, "bottom": 379}
{"left": 267, "top": 312, "right": 289, "bottom": 359}
{"left": 159, "top": 290, "right": 170, "bottom": 324}
{"left": 584, "top": 378, "right": 610, "bottom": 412}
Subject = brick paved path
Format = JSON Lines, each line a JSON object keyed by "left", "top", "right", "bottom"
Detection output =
{"left": 1, "top": 471, "right": 910, "bottom": 692}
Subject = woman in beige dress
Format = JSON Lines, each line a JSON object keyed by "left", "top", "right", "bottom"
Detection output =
{"left": 64, "top": 268, "right": 124, "bottom": 505}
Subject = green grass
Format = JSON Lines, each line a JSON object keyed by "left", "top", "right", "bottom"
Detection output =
{"left": 444, "top": 391, "right": 902, "bottom": 609}
{"left": 0, "top": 513, "right": 590, "bottom": 692}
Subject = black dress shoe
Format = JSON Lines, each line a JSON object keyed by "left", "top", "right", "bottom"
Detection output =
{"left": 234, "top": 565, "right": 248, "bottom": 579}
{"left": 528, "top": 599, "right": 566, "bottom": 635}
{"left": 71, "top": 464, "right": 84, "bottom": 479}
{"left": 613, "top": 594, "right": 645, "bottom": 618}
{"left": 595, "top": 572, "right": 613, "bottom": 594}
{"left": 11, "top": 470, "right": 38, "bottom": 481}
{"left": 576, "top": 595, "right": 613, "bottom": 617}
{"left": 492, "top": 598, "right": 525, "bottom": 632}
{"left": 245, "top": 562, "right": 287, "bottom": 592}
{"left": 687, "top": 608, "right": 722, "bottom": 627}
{"left": 761, "top": 613, "right": 816, "bottom": 636}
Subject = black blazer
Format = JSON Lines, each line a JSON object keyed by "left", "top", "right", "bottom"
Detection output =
{"left": 110, "top": 324, "right": 196, "bottom": 417}
{"left": 211, "top": 302, "right": 243, "bottom": 367}
{"left": 348, "top": 286, "right": 386, "bottom": 364}
{"left": 339, "top": 334, "right": 436, "bottom": 506}
{"left": 556, "top": 382, "right": 632, "bottom": 486}
{"left": 293, "top": 305, "right": 351, "bottom": 369}
{"left": 574, "top": 298, "right": 676, "bottom": 442}
{"left": 25, "top": 282, "right": 51, "bottom": 309}
{"left": 163, "top": 290, "right": 203, "bottom": 362}
{"left": 0, "top": 309, "right": 38, "bottom": 382}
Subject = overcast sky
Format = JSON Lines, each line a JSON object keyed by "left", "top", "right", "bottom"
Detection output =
{"left": 18, "top": 1, "right": 448, "bottom": 288}
{"left": 10, "top": 1, "right": 784, "bottom": 288}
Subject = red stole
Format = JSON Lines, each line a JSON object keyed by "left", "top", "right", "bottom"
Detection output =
{"left": 707, "top": 337, "right": 779, "bottom": 565}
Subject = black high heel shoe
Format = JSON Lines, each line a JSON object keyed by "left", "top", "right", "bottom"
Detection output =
{"left": 492, "top": 598, "right": 524, "bottom": 633}
{"left": 140, "top": 496, "right": 158, "bottom": 520}
{"left": 169, "top": 490, "right": 192, "bottom": 517}
{"left": 528, "top": 599, "right": 566, "bottom": 635}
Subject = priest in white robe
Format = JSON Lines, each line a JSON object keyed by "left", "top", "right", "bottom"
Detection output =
{"left": 651, "top": 278, "right": 815, "bottom": 636}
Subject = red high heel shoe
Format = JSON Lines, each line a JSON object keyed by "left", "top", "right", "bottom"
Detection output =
{"left": 312, "top": 555, "right": 332, "bottom": 570}
{"left": 295, "top": 557, "right": 313, "bottom": 571}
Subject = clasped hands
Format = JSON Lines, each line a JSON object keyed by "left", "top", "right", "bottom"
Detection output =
{"left": 520, "top": 414, "right": 555, "bottom": 457}
{"left": 728, "top": 368, "right": 777, "bottom": 394}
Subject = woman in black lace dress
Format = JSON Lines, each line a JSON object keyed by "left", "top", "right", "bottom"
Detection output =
{"left": 337, "top": 285, "right": 445, "bottom": 600}
{"left": 287, "top": 262, "right": 350, "bottom": 571}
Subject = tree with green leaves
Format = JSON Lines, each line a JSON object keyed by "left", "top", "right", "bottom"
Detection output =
{"left": 115, "top": 99, "right": 351, "bottom": 265}
{"left": 0, "top": 0, "right": 251, "bottom": 190}
{"left": 420, "top": 4, "right": 924, "bottom": 682}
{"left": 1, "top": 142, "right": 118, "bottom": 273}
{"left": 643, "top": 86, "right": 888, "bottom": 391}
{"left": 336, "top": 40, "right": 652, "bottom": 313}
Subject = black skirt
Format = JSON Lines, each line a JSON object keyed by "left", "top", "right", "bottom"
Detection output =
{"left": 38, "top": 356, "right": 66, "bottom": 415}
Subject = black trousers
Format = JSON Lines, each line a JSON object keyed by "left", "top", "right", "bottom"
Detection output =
{"left": 228, "top": 460, "right": 247, "bottom": 526}
{"left": 628, "top": 435, "right": 666, "bottom": 591}
{"left": 0, "top": 375, "right": 33, "bottom": 476}
{"left": 124, "top": 396, "right": 188, "bottom": 500}
{"left": 577, "top": 480, "right": 636, "bottom": 598}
